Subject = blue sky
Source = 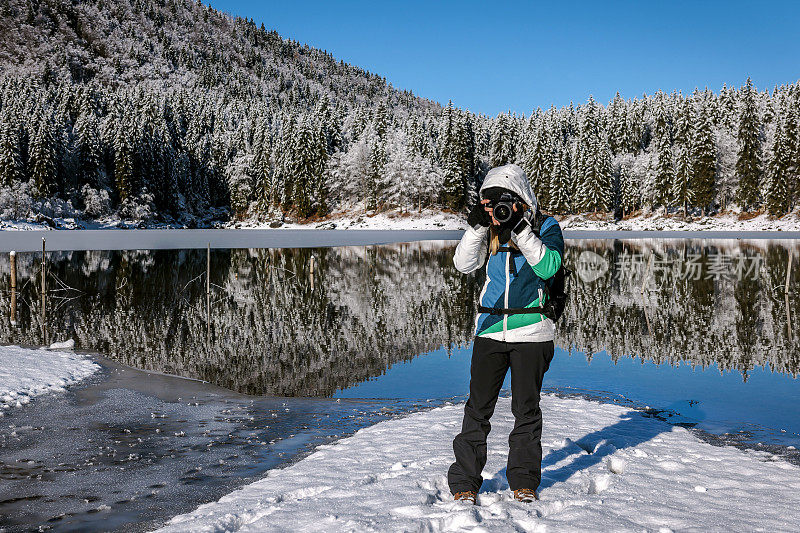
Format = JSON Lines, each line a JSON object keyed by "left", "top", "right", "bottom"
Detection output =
{"left": 210, "top": 0, "right": 800, "bottom": 116}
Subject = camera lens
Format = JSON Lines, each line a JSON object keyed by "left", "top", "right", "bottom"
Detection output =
{"left": 493, "top": 202, "right": 512, "bottom": 223}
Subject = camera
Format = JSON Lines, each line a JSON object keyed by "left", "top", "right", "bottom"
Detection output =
{"left": 489, "top": 193, "right": 517, "bottom": 224}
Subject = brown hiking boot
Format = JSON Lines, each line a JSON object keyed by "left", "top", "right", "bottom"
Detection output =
{"left": 453, "top": 490, "right": 477, "bottom": 505}
{"left": 513, "top": 488, "right": 539, "bottom": 502}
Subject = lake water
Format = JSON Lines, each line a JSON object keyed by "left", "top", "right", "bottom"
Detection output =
{"left": 1, "top": 235, "right": 798, "bottom": 530}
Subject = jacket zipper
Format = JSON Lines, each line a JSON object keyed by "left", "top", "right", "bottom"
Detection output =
{"left": 503, "top": 251, "right": 510, "bottom": 341}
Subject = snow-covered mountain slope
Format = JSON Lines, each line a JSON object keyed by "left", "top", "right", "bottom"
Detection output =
{"left": 157, "top": 394, "right": 800, "bottom": 532}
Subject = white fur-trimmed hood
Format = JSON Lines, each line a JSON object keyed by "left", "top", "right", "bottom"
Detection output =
{"left": 479, "top": 163, "right": 538, "bottom": 212}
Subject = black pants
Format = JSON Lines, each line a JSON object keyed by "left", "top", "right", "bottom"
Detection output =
{"left": 448, "top": 336, "right": 554, "bottom": 494}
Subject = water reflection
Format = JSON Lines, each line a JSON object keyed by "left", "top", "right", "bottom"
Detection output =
{"left": 0, "top": 242, "right": 477, "bottom": 396}
{"left": 562, "top": 240, "right": 800, "bottom": 379}
{"left": 0, "top": 239, "right": 798, "bottom": 396}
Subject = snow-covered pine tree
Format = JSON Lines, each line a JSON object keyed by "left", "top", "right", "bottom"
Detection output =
{"left": 226, "top": 151, "right": 254, "bottom": 220}
{"left": 73, "top": 107, "right": 104, "bottom": 191}
{"left": 735, "top": 78, "right": 762, "bottom": 210}
{"left": 715, "top": 127, "right": 738, "bottom": 211}
{"left": 521, "top": 113, "right": 550, "bottom": 209}
{"left": 0, "top": 115, "right": 23, "bottom": 187}
{"left": 113, "top": 119, "right": 134, "bottom": 203}
{"left": 718, "top": 83, "right": 737, "bottom": 131}
{"left": 384, "top": 129, "right": 414, "bottom": 212}
{"left": 489, "top": 113, "right": 516, "bottom": 167}
{"left": 616, "top": 154, "right": 641, "bottom": 215}
{"left": 577, "top": 98, "right": 612, "bottom": 212}
{"left": 783, "top": 103, "right": 799, "bottom": 210}
{"left": 548, "top": 140, "right": 571, "bottom": 214}
{"left": 670, "top": 97, "right": 692, "bottom": 214}
{"left": 607, "top": 92, "right": 628, "bottom": 156}
{"left": 367, "top": 135, "right": 387, "bottom": 211}
{"left": 689, "top": 92, "right": 717, "bottom": 215}
{"left": 277, "top": 113, "right": 297, "bottom": 209}
{"left": 311, "top": 117, "right": 329, "bottom": 214}
{"left": 29, "top": 117, "right": 57, "bottom": 198}
{"left": 291, "top": 115, "right": 328, "bottom": 218}
{"left": 765, "top": 116, "right": 791, "bottom": 216}
{"left": 652, "top": 105, "right": 673, "bottom": 208}
{"left": 252, "top": 117, "right": 273, "bottom": 218}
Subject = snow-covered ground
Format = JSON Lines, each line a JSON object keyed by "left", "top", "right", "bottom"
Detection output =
{"left": 4, "top": 208, "right": 800, "bottom": 233}
{"left": 560, "top": 211, "right": 800, "bottom": 232}
{"left": 157, "top": 394, "right": 800, "bottom": 532}
{"left": 0, "top": 344, "right": 99, "bottom": 414}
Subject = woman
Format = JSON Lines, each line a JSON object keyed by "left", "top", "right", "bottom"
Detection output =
{"left": 448, "top": 163, "right": 564, "bottom": 504}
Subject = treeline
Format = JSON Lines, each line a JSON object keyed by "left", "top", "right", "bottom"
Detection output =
{"left": 0, "top": 0, "right": 799, "bottom": 224}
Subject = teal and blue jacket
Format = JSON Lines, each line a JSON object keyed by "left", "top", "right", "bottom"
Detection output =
{"left": 453, "top": 216, "right": 564, "bottom": 342}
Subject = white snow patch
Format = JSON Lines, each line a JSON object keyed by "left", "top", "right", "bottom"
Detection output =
{"left": 588, "top": 473, "right": 612, "bottom": 494}
{"left": 606, "top": 456, "right": 626, "bottom": 474}
{"left": 559, "top": 211, "right": 800, "bottom": 232}
{"left": 0, "top": 345, "right": 99, "bottom": 412}
{"left": 47, "top": 338, "right": 75, "bottom": 350}
{"left": 157, "top": 395, "right": 800, "bottom": 532}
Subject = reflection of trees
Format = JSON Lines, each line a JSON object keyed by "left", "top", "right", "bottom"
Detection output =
{"left": 0, "top": 239, "right": 796, "bottom": 393}
{"left": 561, "top": 240, "right": 800, "bottom": 380}
{"left": 0, "top": 243, "right": 477, "bottom": 396}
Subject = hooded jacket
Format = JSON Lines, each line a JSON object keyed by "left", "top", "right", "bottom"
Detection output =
{"left": 453, "top": 164, "right": 564, "bottom": 343}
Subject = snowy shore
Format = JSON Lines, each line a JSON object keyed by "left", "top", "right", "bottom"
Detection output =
{"left": 0, "top": 344, "right": 99, "bottom": 414}
{"left": 157, "top": 394, "right": 800, "bottom": 532}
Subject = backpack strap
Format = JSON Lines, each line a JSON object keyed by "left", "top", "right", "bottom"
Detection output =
{"left": 478, "top": 305, "right": 547, "bottom": 315}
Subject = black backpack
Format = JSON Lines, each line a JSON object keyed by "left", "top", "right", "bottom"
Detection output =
{"left": 541, "top": 264, "right": 571, "bottom": 322}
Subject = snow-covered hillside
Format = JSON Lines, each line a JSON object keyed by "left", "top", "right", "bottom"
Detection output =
{"left": 158, "top": 394, "right": 800, "bottom": 532}
{"left": 1, "top": 0, "right": 798, "bottom": 231}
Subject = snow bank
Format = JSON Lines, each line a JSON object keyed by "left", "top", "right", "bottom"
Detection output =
{"left": 560, "top": 211, "right": 800, "bottom": 232}
{"left": 246, "top": 208, "right": 468, "bottom": 231}
{"left": 158, "top": 395, "right": 800, "bottom": 532}
{"left": 0, "top": 344, "right": 99, "bottom": 413}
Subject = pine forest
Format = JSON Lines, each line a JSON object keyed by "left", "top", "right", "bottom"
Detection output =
{"left": 0, "top": 0, "right": 799, "bottom": 226}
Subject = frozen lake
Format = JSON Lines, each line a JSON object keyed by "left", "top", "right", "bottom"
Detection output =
{"left": 0, "top": 235, "right": 798, "bottom": 530}
{"left": 1, "top": 228, "right": 800, "bottom": 252}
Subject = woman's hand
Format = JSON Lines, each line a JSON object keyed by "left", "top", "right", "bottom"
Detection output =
{"left": 467, "top": 200, "right": 492, "bottom": 229}
{"left": 481, "top": 198, "right": 501, "bottom": 226}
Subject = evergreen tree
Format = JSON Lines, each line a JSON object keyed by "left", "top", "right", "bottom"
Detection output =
{"left": 670, "top": 98, "right": 692, "bottom": 214}
{"left": 735, "top": 78, "right": 762, "bottom": 210}
{"left": 489, "top": 113, "right": 516, "bottom": 166}
{"left": 577, "top": 98, "right": 611, "bottom": 212}
{"left": 437, "top": 102, "right": 470, "bottom": 209}
{"left": 113, "top": 120, "right": 134, "bottom": 203}
{"left": 0, "top": 117, "right": 22, "bottom": 187}
{"left": 252, "top": 119, "right": 273, "bottom": 217}
{"left": 548, "top": 141, "right": 571, "bottom": 213}
{"left": 607, "top": 92, "right": 628, "bottom": 155}
{"left": 29, "top": 118, "right": 57, "bottom": 197}
{"left": 521, "top": 115, "right": 550, "bottom": 208}
{"left": 783, "top": 103, "right": 799, "bottom": 209}
{"left": 766, "top": 118, "right": 791, "bottom": 216}
{"left": 689, "top": 93, "right": 717, "bottom": 214}
{"left": 73, "top": 111, "right": 104, "bottom": 189}
{"left": 652, "top": 108, "right": 673, "bottom": 207}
